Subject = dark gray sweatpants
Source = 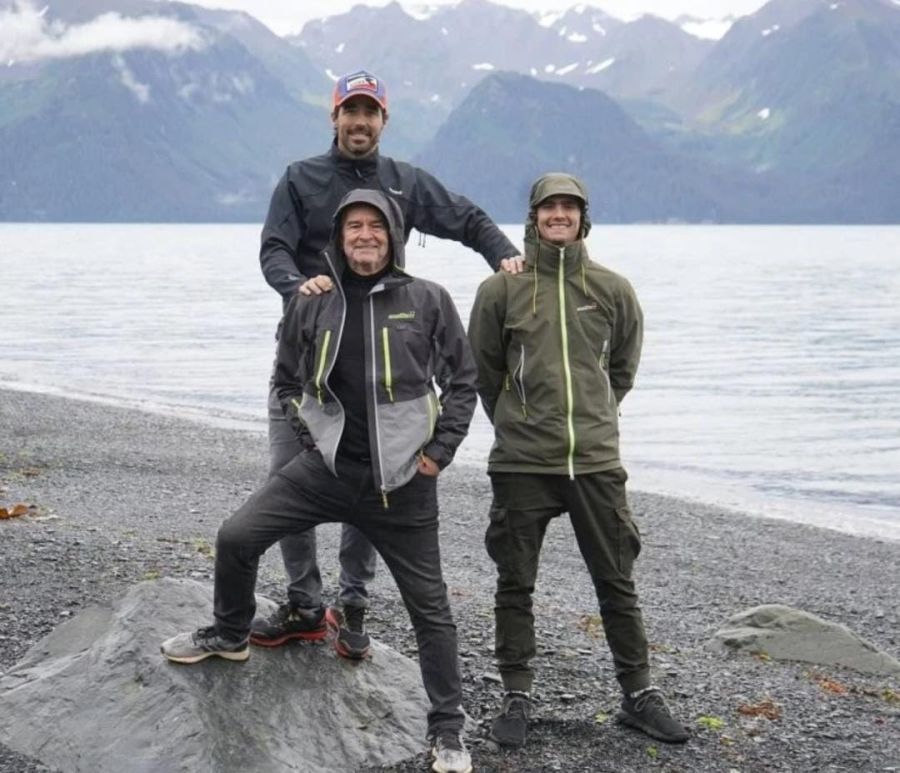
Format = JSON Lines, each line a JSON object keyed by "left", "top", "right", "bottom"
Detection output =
{"left": 213, "top": 448, "right": 464, "bottom": 735}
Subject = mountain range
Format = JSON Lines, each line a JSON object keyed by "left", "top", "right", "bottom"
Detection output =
{"left": 0, "top": 0, "right": 897, "bottom": 223}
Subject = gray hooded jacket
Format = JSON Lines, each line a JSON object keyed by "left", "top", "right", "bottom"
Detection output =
{"left": 274, "top": 189, "right": 477, "bottom": 496}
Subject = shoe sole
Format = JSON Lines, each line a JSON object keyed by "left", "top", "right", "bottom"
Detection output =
{"left": 249, "top": 628, "right": 328, "bottom": 647}
{"left": 616, "top": 710, "right": 690, "bottom": 744}
{"left": 430, "top": 751, "right": 472, "bottom": 773}
{"left": 333, "top": 639, "right": 370, "bottom": 660}
{"left": 487, "top": 730, "right": 525, "bottom": 749}
{"left": 163, "top": 648, "right": 250, "bottom": 665}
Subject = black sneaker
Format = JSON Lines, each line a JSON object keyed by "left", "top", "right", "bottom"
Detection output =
{"left": 429, "top": 731, "right": 472, "bottom": 773}
{"left": 325, "top": 604, "right": 370, "bottom": 659}
{"left": 161, "top": 626, "right": 249, "bottom": 664}
{"left": 616, "top": 687, "right": 690, "bottom": 743}
{"left": 489, "top": 690, "right": 533, "bottom": 748}
{"left": 249, "top": 603, "right": 327, "bottom": 647}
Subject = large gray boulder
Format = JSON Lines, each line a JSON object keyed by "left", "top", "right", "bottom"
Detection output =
{"left": 712, "top": 604, "right": 900, "bottom": 676}
{"left": 0, "top": 578, "right": 430, "bottom": 773}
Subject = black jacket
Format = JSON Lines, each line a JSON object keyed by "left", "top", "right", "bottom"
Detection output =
{"left": 274, "top": 189, "right": 477, "bottom": 496}
{"left": 260, "top": 143, "right": 517, "bottom": 306}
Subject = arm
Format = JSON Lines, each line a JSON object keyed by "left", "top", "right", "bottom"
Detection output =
{"left": 609, "top": 279, "right": 644, "bottom": 404}
{"left": 260, "top": 169, "right": 308, "bottom": 300}
{"left": 467, "top": 276, "right": 507, "bottom": 424}
{"left": 273, "top": 295, "right": 316, "bottom": 449}
{"left": 408, "top": 166, "right": 518, "bottom": 271}
{"left": 422, "top": 287, "right": 478, "bottom": 470}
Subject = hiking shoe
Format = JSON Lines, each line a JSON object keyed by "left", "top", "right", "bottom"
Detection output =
{"left": 161, "top": 626, "right": 249, "bottom": 664}
{"left": 430, "top": 731, "right": 472, "bottom": 773}
{"left": 617, "top": 687, "right": 690, "bottom": 743}
{"left": 249, "top": 603, "right": 327, "bottom": 647}
{"left": 489, "top": 690, "right": 533, "bottom": 748}
{"left": 325, "top": 604, "right": 370, "bottom": 659}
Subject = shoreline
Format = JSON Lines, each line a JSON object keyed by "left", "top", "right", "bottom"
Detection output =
{"left": 3, "top": 380, "right": 898, "bottom": 546}
{"left": 2, "top": 387, "right": 899, "bottom": 772}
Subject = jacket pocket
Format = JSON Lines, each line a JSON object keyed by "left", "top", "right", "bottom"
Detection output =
{"left": 510, "top": 344, "right": 527, "bottom": 410}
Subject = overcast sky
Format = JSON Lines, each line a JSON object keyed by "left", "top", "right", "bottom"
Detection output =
{"left": 175, "top": 0, "right": 771, "bottom": 36}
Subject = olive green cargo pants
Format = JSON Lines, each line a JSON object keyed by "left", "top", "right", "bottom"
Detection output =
{"left": 485, "top": 468, "right": 651, "bottom": 695}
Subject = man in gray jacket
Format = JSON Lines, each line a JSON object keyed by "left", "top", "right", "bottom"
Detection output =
{"left": 162, "top": 188, "right": 476, "bottom": 773}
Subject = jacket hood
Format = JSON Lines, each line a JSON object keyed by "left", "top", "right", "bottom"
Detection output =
{"left": 328, "top": 188, "right": 406, "bottom": 273}
{"left": 524, "top": 172, "right": 592, "bottom": 245}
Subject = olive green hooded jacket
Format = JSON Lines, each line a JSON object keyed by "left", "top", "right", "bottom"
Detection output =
{"left": 468, "top": 183, "right": 643, "bottom": 477}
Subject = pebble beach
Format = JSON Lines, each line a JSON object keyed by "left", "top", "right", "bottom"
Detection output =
{"left": 1, "top": 387, "right": 898, "bottom": 772}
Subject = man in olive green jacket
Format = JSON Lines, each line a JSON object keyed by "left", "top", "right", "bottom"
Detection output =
{"left": 468, "top": 173, "right": 689, "bottom": 748}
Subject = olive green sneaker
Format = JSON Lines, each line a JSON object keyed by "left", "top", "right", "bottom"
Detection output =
{"left": 617, "top": 687, "right": 689, "bottom": 743}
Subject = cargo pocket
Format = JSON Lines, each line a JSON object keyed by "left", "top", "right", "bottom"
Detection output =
{"left": 616, "top": 505, "right": 641, "bottom": 575}
{"left": 485, "top": 503, "right": 509, "bottom": 566}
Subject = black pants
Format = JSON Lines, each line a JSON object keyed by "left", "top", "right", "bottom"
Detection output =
{"left": 485, "top": 468, "right": 651, "bottom": 695}
{"left": 213, "top": 449, "right": 464, "bottom": 735}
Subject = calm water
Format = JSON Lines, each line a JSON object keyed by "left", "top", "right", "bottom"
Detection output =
{"left": 2, "top": 224, "right": 899, "bottom": 540}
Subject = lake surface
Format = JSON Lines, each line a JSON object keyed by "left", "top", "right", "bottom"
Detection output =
{"left": 2, "top": 223, "right": 899, "bottom": 541}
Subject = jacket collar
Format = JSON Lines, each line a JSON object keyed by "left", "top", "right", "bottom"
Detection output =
{"left": 523, "top": 237, "right": 589, "bottom": 275}
{"left": 329, "top": 140, "right": 379, "bottom": 177}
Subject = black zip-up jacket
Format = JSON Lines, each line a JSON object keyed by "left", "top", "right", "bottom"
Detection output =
{"left": 260, "top": 143, "right": 517, "bottom": 307}
{"left": 274, "top": 189, "right": 477, "bottom": 496}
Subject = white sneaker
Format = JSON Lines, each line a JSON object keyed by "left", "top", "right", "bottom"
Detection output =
{"left": 430, "top": 731, "right": 472, "bottom": 773}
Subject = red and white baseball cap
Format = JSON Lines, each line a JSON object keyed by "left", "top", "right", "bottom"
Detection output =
{"left": 332, "top": 70, "right": 388, "bottom": 112}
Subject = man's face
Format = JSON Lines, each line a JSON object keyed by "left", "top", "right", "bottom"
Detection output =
{"left": 535, "top": 195, "right": 582, "bottom": 246}
{"left": 332, "top": 95, "right": 386, "bottom": 158}
{"left": 342, "top": 204, "right": 390, "bottom": 276}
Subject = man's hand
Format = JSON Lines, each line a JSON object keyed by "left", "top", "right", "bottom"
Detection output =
{"left": 298, "top": 275, "right": 335, "bottom": 296}
{"left": 417, "top": 454, "right": 440, "bottom": 477}
{"left": 499, "top": 255, "right": 525, "bottom": 274}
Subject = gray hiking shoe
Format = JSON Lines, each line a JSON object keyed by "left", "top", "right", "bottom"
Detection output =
{"left": 489, "top": 690, "right": 533, "bottom": 748}
{"left": 326, "top": 604, "right": 370, "bottom": 659}
{"left": 617, "top": 687, "right": 689, "bottom": 743}
{"left": 430, "top": 731, "right": 472, "bottom": 773}
{"left": 161, "top": 626, "right": 249, "bottom": 664}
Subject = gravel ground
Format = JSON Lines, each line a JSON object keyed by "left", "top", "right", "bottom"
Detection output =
{"left": 1, "top": 387, "right": 898, "bottom": 773}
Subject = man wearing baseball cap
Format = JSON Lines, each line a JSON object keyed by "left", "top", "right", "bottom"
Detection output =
{"left": 254, "top": 69, "right": 521, "bottom": 668}
{"left": 468, "top": 173, "right": 689, "bottom": 749}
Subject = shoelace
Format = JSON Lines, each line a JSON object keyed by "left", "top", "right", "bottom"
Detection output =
{"left": 633, "top": 689, "right": 665, "bottom": 713}
{"left": 435, "top": 733, "right": 463, "bottom": 752}
{"left": 344, "top": 606, "right": 366, "bottom": 633}
{"left": 504, "top": 697, "right": 530, "bottom": 719}
{"left": 194, "top": 625, "right": 218, "bottom": 642}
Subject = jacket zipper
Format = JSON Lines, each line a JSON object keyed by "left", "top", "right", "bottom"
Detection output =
{"left": 314, "top": 330, "right": 332, "bottom": 404}
{"left": 600, "top": 339, "right": 612, "bottom": 405}
{"left": 382, "top": 326, "right": 394, "bottom": 402}
{"left": 368, "top": 296, "right": 390, "bottom": 507}
{"left": 513, "top": 344, "right": 528, "bottom": 417}
{"left": 558, "top": 247, "right": 576, "bottom": 480}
